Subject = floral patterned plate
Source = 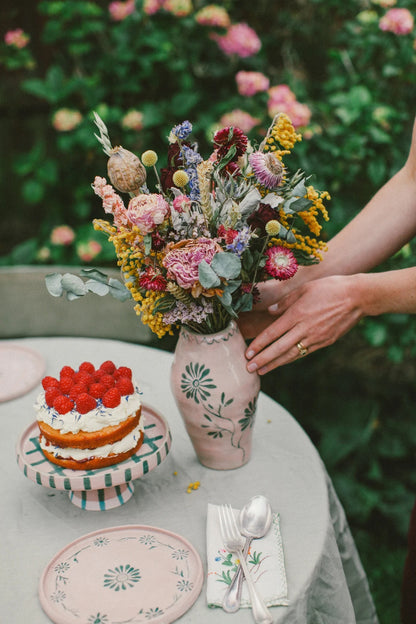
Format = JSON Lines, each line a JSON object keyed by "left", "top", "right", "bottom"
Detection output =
{"left": 39, "top": 524, "right": 204, "bottom": 624}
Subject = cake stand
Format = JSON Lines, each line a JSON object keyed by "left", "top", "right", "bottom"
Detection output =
{"left": 16, "top": 404, "right": 172, "bottom": 511}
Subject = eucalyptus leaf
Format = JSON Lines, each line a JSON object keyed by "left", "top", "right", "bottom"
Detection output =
{"left": 61, "top": 273, "right": 88, "bottom": 296}
{"left": 199, "top": 260, "right": 221, "bottom": 288}
{"left": 45, "top": 273, "right": 64, "bottom": 297}
{"left": 86, "top": 280, "right": 110, "bottom": 296}
{"left": 211, "top": 252, "right": 241, "bottom": 279}
{"left": 291, "top": 179, "right": 307, "bottom": 198}
{"left": 287, "top": 230, "right": 297, "bottom": 244}
{"left": 81, "top": 268, "right": 109, "bottom": 283}
{"left": 66, "top": 292, "right": 83, "bottom": 301}
{"left": 144, "top": 234, "right": 152, "bottom": 255}
{"left": 108, "top": 278, "right": 131, "bottom": 301}
{"left": 235, "top": 292, "right": 253, "bottom": 312}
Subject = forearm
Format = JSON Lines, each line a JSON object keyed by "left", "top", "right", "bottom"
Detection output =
{"left": 353, "top": 267, "right": 416, "bottom": 316}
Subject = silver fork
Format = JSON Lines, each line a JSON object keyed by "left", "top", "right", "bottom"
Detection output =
{"left": 218, "top": 504, "right": 273, "bottom": 624}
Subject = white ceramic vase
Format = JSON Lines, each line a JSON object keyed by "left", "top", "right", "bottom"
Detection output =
{"left": 170, "top": 321, "right": 260, "bottom": 470}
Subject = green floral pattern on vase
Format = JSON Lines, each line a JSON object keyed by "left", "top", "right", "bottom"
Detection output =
{"left": 171, "top": 321, "right": 261, "bottom": 469}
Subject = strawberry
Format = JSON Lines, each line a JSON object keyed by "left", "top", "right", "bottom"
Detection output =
{"left": 116, "top": 377, "right": 134, "bottom": 396}
{"left": 79, "top": 361, "right": 95, "bottom": 374}
{"left": 42, "top": 376, "right": 60, "bottom": 390}
{"left": 102, "top": 387, "right": 121, "bottom": 408}
{"left": 60, "top": 366, "right": 75, "bottom": 379}
{"left": 100, "top": 374, "right": 115, "bottom": 389}
{"left": 53, "top": 395, "right": 74, "bottom": 414}
{"left": 59, "top": 376, "right": 74, "bottom": 395}
{"left": 69, "top": 383, "right": 89, "bottom": 400}
{"left": 89, "top": 382, "right": 106, "bottom": 399}
{"left": 76, "top": 393, "right": 97, "bottom": 414}
{"left": 114, "top": 366, "right": 132, "bottom": 380}
{"left": 45, "top": 387, "right": 61, "bottom": 407}
{"left": 99, "top": 360, "right": 116, "bottom": 375}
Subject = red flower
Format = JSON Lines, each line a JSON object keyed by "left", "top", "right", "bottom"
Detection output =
{"left": 247, "top": 203, "right": 278, "bottom": 234}
{"left": 139, "top": 267, "right": 167, "bottom": 291}
{"left": 264, "top": 246, "right": 298, "bottom": 280}
{"left": 213, "top": 126, "right": 248, "bottom": 159}
{"left": 218, "top": 225, "right": 238, "bottom": 244}
{"left": 151, "top": 231, "right": 165, "bottom": 251}
{"left": 241, "top": 283, "right": 261, "bottom": 304}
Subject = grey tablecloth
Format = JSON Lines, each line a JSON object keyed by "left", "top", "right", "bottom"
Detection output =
{"left": 1, "top": 337, "right": 379, "bottom": 623}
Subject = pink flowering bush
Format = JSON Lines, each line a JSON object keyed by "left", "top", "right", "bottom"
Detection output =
{"left": 267, "top": 85, "right": 311, "bottom": 129}
{"left": 212, "top": 23, "right": 261, "bottom": 58}
{"left": 77, "top": 240, "right": 102, "bottom": 262}
{"left": 109, "top": 0, "right": 135, "bottom": 21}
{"left": 4, "top": 28, "right": 30, "bottom": 48}
{"left": 50, "top": 226, "right": 75, "bottom": 246}
{"left": 218, "top": 110, "right": 261, "bottom": 134}
{"left": 121, "top": 110, "right": 144, "bottom": 131}
{"left": 52, "top": 109, "right": 83, "bottom": 132}
{"left": 195, "top": 5, "right": 231, "bottom": 28}
{"left": 379, "top": 7, "right": 414, "bottom": 35}
{"left": 235, "top": 71, "right": 270, "bottom": 97}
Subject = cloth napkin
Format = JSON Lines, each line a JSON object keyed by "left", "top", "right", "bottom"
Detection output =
{"left": 206, "top": 502, "right": 289, "bottom": 609}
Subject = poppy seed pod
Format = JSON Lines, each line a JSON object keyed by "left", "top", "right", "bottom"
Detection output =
{"left": 107, "top": 146, "right": 146, "bottom": 194}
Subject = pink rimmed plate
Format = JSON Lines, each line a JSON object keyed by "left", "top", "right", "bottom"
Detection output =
{"left": 39, "top": 525, "right": 204, "bottom": 624}
{"left": 0, "top": 344, "right": 46, "bottom": 402}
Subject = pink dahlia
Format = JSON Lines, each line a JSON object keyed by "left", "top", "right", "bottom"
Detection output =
{"left": 212, "top": 23, "right": 261, "bottom": 58}
{"left": 163, "top": 238, "right": 220, "bottom": 289}
{"left": 127, "top": 193, "right": 169, "bottom": 234}
{"left": 265, "top": 246, "right": 298, "bottom": 280}
{"left": 213, "top": 126, "right": 248, "bottom": 159}
{"left": 379, "top": 8, "right": 414, "bottom": 35}
{"left": 249, "top": 152, "right": 285, "bottom": 188}
{"left": 235, "top": 71, "right": 270, "bottom": 96}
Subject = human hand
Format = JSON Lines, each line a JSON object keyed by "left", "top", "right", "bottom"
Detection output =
{"left": 245, "top": 275, "right": 363, "bottom": 374}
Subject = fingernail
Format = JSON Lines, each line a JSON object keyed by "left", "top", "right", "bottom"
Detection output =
{"left": 246, "top": 349, "right": 255, "bottom": 359}
{"left": 247, "top": 361, "right": 258, "bottom": 372}
{"left": 269, "top": 303, "right": 278, "bottom": 313}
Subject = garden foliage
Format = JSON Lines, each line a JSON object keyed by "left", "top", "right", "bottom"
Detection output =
{"left": 2, "top": 2, "right": 416, "bottom": 617}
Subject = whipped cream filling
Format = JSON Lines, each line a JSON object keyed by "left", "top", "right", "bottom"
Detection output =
{"left": 39, "top": 421, "right": 145, "bottom": 460}
{"left": 35, "top": 382, "right": 142, "bottom": 434}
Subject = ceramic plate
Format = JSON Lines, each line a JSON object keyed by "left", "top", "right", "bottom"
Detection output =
{"left": 16, "top": 404, "right": 171, "bottom": 492}
{"left": 0, "top": 344, "right": 46, "bottom": 402}
{"left": 39, "top": 525, "right": 204, "bottom": 624}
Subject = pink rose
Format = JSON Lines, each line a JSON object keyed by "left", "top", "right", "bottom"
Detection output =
{"left": 163, "top": 238, "right": 220, "bottom": 288}
{"left": 127, "top": 193, "right": 169, "bottom": 234}
{"left": 172, "top": 194, "right": 192, "bottom": 213}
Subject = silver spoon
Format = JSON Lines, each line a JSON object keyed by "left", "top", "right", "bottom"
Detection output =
{"left": 222, "top": 495, "right": 273, "bottom": 613}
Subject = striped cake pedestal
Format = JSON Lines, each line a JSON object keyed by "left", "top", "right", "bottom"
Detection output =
{"left": 16, "top": 404, "right": 172, "bottom": 511}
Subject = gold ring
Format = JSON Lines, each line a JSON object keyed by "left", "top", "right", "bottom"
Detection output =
{"left": 296, "top": 341, "right": 308, "bottom": 357}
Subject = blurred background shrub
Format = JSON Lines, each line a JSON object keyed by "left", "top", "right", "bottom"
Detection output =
{"left": 2, "top": 1, "right": 416, "bottom": 619}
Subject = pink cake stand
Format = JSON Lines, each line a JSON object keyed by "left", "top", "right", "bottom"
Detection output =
{"left": 16, "top": 404, "right": 172, "bottom": 511}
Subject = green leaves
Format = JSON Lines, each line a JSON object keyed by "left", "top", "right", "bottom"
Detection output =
{"left": 198, "top": 252, "right": 242, "bottom": 289}
{"left": 45, "top": 269, "right": 131, "bottom": 302}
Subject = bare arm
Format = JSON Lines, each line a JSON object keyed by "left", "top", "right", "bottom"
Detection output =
{"left": 241, "top": 116, "right": 416, "bottom": 373}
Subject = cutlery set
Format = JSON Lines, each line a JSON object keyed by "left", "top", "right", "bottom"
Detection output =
{"left": 218, "top": 495, "right": 274, "bottom": 624}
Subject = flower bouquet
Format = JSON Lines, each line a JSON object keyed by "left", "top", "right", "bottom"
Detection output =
{"left": 65, "top": 113, "right": 329, "bottom": 338}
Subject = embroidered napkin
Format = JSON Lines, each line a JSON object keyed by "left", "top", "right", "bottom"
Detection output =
{"left": 206, "top": 502, "right": 289, "bottom": 608}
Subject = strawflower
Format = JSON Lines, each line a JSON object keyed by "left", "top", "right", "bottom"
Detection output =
{"left": 379, "top": 8, "right": 414, "bottom": 34}
{"left": 264, "top": 246, "right": 298, "bottom": 280}
{"left": 4, "top": 28, "right": 30, "bottom": 48}
{"left": 249, "top": 152, "right": 285, "bottom": 189}
{"left": 212, "top": 22, "right": 261, "bottom": 58}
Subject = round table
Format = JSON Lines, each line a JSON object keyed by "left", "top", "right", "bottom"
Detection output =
{"left": 1, "top": 337, "right": 379, "bottom": 623}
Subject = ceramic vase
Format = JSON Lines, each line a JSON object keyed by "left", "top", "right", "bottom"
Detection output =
{"left": 170, "top": 320, "right": 260, "bottom": 470}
